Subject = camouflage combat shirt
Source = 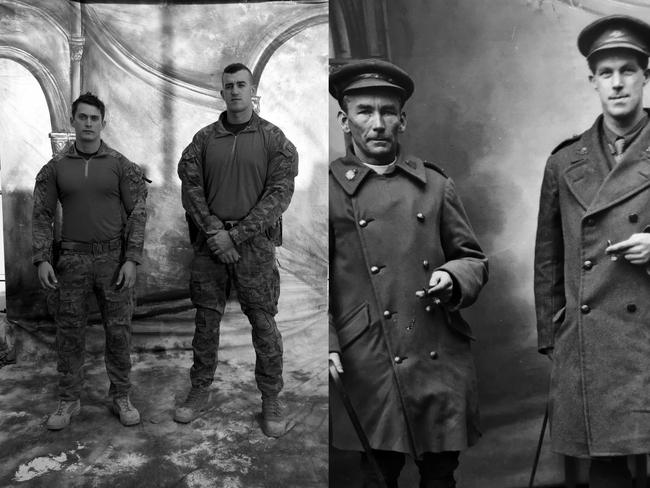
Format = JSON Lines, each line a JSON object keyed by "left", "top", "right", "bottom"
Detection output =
{"left": 177, "top": 111, "right": 298, "bottom": 246}
{"left": 32, "top": 141, "right": 148, "bottom": 265}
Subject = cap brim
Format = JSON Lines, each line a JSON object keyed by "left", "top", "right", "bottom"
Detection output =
{"left": 588, "top": 41, "right": 650, "bottom": 58}
{"left": 342, "top": 78, "right": 406, "bottom": 95}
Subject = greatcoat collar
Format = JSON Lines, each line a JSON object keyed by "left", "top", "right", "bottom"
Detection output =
{"left": 330, "top": 145, "right": 427, "bottom": 196}
{"left": 563, "top": 111, "right": 650, "bottom": 216}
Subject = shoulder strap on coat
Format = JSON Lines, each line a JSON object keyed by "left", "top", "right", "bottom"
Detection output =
{"left": 423, "top": 160, "right": 448, "bottom": 178}
{"left": 551, "top": 134, "right": 580, "bottom": 155}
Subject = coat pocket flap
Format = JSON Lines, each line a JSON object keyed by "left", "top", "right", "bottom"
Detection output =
{"left": 338, "top": 302, "right": 370, "bottom": 351}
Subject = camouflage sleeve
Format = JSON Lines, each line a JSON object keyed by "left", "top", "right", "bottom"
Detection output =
{"left": 177, "top": 128, "right": 224, "bottom": 235}
{"left": 120, "top": 159, "right": 148, "bottom": 264}
{"left": 229, "top": 127, "right": 298, "bottom": 245}
{"left": 32, "top": 162, "right": 58, "bottom": 265}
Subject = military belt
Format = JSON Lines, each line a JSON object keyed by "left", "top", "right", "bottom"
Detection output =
{"left": 60, "top": 237, "right": 122, "bottom": 255}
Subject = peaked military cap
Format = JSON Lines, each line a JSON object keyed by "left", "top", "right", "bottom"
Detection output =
{"left": 578, "top": 15, "right": 650, "bottom": 59}
{"left": 329, "top": 58, "right": 414, "bottom": 103}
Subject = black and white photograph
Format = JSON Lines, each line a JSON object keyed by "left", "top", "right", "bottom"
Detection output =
{"left": 329, "top": 1, "right": 649, "bottom": 487}
{"left": 1, "top": 0, "right": 649, "bottom": 487}
{"left": 0, "top": 1, "right": 328, "bottom": 486}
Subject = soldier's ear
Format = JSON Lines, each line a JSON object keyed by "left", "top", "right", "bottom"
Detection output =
{"left": 588, "top": 74, "right": 598, "bottom": 91}
{"left": 338, "top": 110, "right": 350, "bottom": 134}
{"left": 398, "top": 111, "right": 407, "bottom": 133}
{"left": 643, "top": 69, "right": 650, "bottom": 85}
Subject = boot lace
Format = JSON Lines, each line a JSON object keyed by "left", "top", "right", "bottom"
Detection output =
{"left": 115, "top": 396, "right": 133, "bottom": 412}
{"left": 183, "top": 388, "right": 207, "bottom": 407}
{"left": 262, "top": 397, "right": 281, "bottom": 418}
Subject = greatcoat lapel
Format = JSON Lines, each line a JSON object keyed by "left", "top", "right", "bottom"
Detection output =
{"left": 586, "top": 117, "right": 650, "bottom": 216}
{"left": 562, "top": 117, "right": 611, "bottom": 211}
{"left": 562, "top": 114, "right": 650, "bottom": 215}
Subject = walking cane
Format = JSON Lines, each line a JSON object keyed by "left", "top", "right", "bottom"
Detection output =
{"left": 528, "top": 404, "right": 549, "bottom": 488}
{"left": 329, "top": 360, "right": 388, "bottom": 488}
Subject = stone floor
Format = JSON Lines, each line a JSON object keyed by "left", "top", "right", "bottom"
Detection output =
{"left": 0, "top": 273, "right": 327, "bottom": 488}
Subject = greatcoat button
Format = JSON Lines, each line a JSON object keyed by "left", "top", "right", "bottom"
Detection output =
{"left": 585, "top": 218, "right": 595, "bottom": 227}
{"left": 580, "top": 304, "right": 591, "bottom": 314}
{"left": 394, "top": 356, "right": 402, "bottom": 364}
{"left": 627, "top": 303, "right": 637, "bottom": 313}
{"left": 416, "top": 213, "right": 425, "bottom": 221}
{"left": 583, "top": 260, "right": 593, "bottom": 270}
{"left": 425, "top": 305, "right": 433, "bottom": 313}
{"left": 383, "top": 310, "right": 392, "bottom": 318}
{"left": 628, "top": 213, "right": 639, "bottom": 223}
{"left": 370, "top": 266, "right": 380, "bottom": 274}
{"left": 422, "top": 260, "right": 430, "bottom": 269}
{"left": 359, "top": 219, "right": 368, "bottom": 227}
{"left": 429, "top": 351, "right": 439, "bottom": 360}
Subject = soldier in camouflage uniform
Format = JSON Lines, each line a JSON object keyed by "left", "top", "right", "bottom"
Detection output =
{"left": 175, "top": 63, "right": 298, "bottom": 437}
{"left": 32, "top": 92, "right": 148, "bottom": 430}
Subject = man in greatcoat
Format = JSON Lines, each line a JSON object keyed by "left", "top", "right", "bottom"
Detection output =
{"left": 328, "top": 59, "right": 488, "bottom": 488}
{"left": 534, "top": 15, "right": 650, "bottom": 487}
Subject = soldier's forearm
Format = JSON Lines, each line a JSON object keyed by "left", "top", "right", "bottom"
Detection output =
{"left": 229, "top": 181, "right": 294, "bottom": 245}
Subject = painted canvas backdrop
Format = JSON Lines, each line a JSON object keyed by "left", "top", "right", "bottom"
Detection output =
{"left": 329, "top": 0, "right": 646, "bottom": 486}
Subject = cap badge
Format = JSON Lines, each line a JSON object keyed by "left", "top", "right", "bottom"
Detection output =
{"left": 345, "top": 169, "right": 357, "bottom": 181}
{"left": 608, "top": 30, "right": 625, "bottom": 40}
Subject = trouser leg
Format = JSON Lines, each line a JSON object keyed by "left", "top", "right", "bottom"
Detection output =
{"left": 55, "top": 252, "right": 91, "bottom": 401}
{"left": 589, "top": 456, "right": 633, "bottom": 488}
{"left": 188, "top": 253, "right": 229, "bottom": 388}
{"left": 95, "top": 250, "right": 134, "bottom": 397}
{"left": 415, "top": 451, "right": 460, "bottom": 488}
{"left": 360, "top": 450, "right": 405, "bottom": 488}
{"left": 234, "top": 235, "right": 283, "bottom": 397}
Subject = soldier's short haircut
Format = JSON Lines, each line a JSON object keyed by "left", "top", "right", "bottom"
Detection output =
{"left": 222, "top": 63, "right": 254, "bottom": 84}
{"left": 588, "top": 49, "right": 649, "bottom": 73}
{"left": 72, "top": 92, "right": 106, "bottom": 120}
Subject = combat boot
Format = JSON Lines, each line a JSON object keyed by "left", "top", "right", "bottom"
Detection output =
{"left": 261, "top": 395, "right": 286, "bottom": 438}
{"left": 46, "top": 399, "right": 81, "bottom": 430}
{"left": 112, "top": 395, "right": 141, "bottom": 426}
{"left": 174, "top": 387, "right": 209, "bottom": 423}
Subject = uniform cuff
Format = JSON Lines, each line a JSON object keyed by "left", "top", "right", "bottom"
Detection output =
{"left": 32, "top": 254, "right": 50, "bottom": 266}
{"left": 124, "top": 253, "right": 143, "bottom": 265}
{"left": 229, "top": 227, "right": 244, "bottom": 246}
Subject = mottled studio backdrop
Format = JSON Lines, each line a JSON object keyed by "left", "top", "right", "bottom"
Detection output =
{"left": 0, "top": 0, "right": 328, "bottom": 322}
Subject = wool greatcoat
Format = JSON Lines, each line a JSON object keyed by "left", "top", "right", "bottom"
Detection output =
{"left": 535, "top": 113, "right": 650, "bottom": 457}
{"left": 329, "top": 148, "right": 488, "bottom": 457}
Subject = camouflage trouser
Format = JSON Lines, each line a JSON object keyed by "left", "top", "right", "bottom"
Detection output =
{"left": 189, "top": 233, "right": 283, "bottom": 397}
{"left": 55, "top": 248, "right": 133, "bottom": 400}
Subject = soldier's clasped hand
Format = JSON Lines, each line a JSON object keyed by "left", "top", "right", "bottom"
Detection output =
{"left": 206, "top": 229, "right": 240, "bottom": 263}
